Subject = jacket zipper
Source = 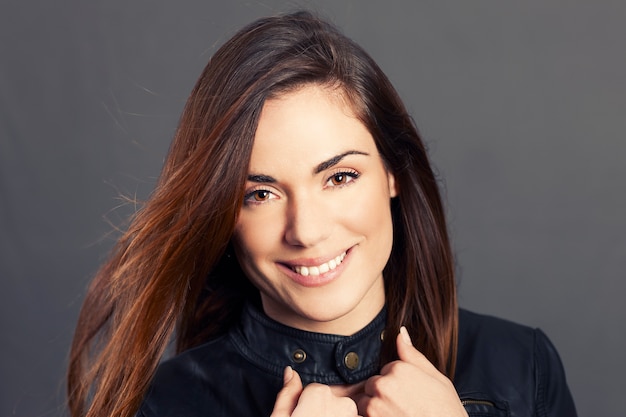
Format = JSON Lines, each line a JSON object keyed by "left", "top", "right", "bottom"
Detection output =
{"left": 461, "top": 399, "right": 496, "bottom": 407}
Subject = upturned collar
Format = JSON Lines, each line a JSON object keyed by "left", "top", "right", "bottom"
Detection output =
{"left": 229, "top": 303, "right": 386, "bottom": 385}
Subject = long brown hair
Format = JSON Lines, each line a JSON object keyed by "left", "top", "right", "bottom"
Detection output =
{"left": 67, "top": 11, "right": 457, "bottom": 417}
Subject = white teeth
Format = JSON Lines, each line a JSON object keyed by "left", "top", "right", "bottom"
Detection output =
{"left": 293, "top": 252, "right": 346, "bottom": 277}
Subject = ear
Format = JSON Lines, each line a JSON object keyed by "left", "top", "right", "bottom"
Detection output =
{"left": 387, "top": 171, "right": 398, "bottom": 198}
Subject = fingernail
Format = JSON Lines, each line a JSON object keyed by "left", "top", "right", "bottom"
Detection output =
{"left": 400, "top": 326, "right": 412, "bottom": 346}
{"left": 283, "top": 366, "right": 293, "bottom": 384}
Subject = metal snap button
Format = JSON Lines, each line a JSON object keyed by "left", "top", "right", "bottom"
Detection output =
{"left": 344, "top": 351, "right": 359, "bottom": 370}
{"left": 292, "top": 349, "right": 306, "bottom": 363}
{"left": 380, "top": 330, "right": 385, "bottom": 341}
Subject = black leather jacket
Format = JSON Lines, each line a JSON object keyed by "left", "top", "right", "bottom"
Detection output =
{"left": 138, "top": 304, "right": 577, "bottom": 417}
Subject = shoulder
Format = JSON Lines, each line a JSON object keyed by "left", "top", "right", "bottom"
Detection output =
{"left": 456, "top": 309, "right": 536, "bottom": 394}
{"left": 457, "top": 309, "right": 565, "bottom": 371}
{"left": 137, "top": 331, "right": 282, "bottom": 417}
{"left": 456, "top": 308, "right": 561, "bottom": 379}
{"left": 455, "top": 309, "right": 577, "bottom": 417}
{"left": 138, "top": 334, "right": 235, "bottom": 417}
{"left": 458, "top": 308, "right": 536, "bottom": 350}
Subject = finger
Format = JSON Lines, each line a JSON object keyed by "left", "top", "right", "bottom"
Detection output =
{"left": 297, "top": 384, "right": 360, "bottom": 417}
{"left": 332, "top": 395, "right": 360, "bottom": 417}
{"left": 395, "top": 327, "right": 427, "bottom": 365}
{"left": 356, "top": 393, "right": 375, "bottom": 417}
{"left": 395, "top": 326, "right": 444, "bottom": 379}
{"left": 329, "top": 380, "right": 365, "bottom": 401}
{"left": 270, "top": 367, "right": 303, "bottom": 417}
{"left": 362, "top": 374, "right": 383, "bottom": 397}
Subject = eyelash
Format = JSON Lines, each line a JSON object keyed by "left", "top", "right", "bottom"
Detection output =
{"left": 243, "top": 169, "right": 361, "bottom": 206}
{"left": 243, "top": 188, "right": 276, "bottom": 206}
{"left": 325, "top": 169, "right": 360, "bottom": 188}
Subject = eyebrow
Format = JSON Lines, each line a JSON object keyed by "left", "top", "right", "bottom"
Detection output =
{"left": 313, "top": 150, "right": 369, "bottom": 174}
{"left": 247, "top": 150, "right": 369, "bottom": 183}
{"left": 247, "top": 174, "right": 277, "bottom": 183}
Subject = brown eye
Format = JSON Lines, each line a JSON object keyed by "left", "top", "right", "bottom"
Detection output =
{"left": 326, "top": 171, "right": 359, "bottom": 187}
{"left": 254, "top": 190, "right": 270, "bottom": 201}
{"left": 331, "top": 173, "right": 346, "bottom": 186}
{"left": 243, "top": 188, "right": 277, "bottom": 206}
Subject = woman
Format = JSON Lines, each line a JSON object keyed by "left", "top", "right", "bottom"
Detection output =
{"left": 67, "top": 11, "right": 577, "bottom": 417}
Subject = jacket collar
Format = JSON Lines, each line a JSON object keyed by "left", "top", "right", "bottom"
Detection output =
{"left": 229, "top": 302, "right": 386, "bottom": 385}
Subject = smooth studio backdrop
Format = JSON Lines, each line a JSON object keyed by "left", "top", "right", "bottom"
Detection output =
{"left": 1, "top": 1, "right": 624, "bottom": 416}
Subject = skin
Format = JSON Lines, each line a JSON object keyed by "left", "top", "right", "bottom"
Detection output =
{"left": 234, "top": 84, "right": 397, "bottom": 335}
{"left": 235, "top": 85, "right": 468, "bottom": 416}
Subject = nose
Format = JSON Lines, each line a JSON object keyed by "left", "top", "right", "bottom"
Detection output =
{"left": 284, "top": 197, "right": 331, "bottom": 247}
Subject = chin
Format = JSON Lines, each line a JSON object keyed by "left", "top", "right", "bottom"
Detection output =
{"left": 289, "top": 295, "right": 377, "bottom": 334}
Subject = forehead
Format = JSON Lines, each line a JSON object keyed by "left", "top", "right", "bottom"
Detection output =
{"left": 250, "top": 85, "right": 375, "bottom": 169}
{"left": 263, "top": 84, "right": 357, "bottom": 122}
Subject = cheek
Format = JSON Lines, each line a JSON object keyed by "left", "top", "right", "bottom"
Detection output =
{"left": 232, "top": 223, "right": 269, "bottom": 289}
{"left": 234, "top": 222, "right": 258, "bottom": 253}
{"left": 234, "top": 212, "right": 283, "bottom": 260}
{"left": 340, "top": 188, "right": 394, "bottom": 246}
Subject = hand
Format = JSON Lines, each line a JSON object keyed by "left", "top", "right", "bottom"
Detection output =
{"left": 271, "top": 367, "right": 361, "bottom": 417}
{"left": 355, "top": 327, "right": 468, "bottom": 417}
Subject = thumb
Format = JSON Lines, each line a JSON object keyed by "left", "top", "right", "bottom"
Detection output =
{"left": 270, "top": 367, "right": 304, "bottom": 417}
{"left": 395, "top": 326, "right": 427, "bottom": 366}
{"left": 396, "top": 326, "right": 449, "bottom": 381}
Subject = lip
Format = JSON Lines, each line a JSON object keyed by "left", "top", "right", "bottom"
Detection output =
{"left": 277, "top": 247, "right": 353, "bottom": 288}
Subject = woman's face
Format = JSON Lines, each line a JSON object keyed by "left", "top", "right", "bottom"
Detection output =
{"left": 233, "top": 85, "right": 397, "bottom": 335}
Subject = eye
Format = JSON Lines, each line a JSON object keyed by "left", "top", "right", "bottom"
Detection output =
{"left": 243, "top": 189, "right": 276, "bottom": 205}
{"left": 326, "top": 170, "right": 359, "bottom": 187}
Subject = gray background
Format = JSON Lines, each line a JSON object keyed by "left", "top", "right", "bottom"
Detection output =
{"left": 1, "top": 1, "right": 624, "bottom": 416}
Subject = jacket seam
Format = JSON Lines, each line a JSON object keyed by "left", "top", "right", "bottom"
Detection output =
{"left": 534, "top": 328, "right": 547, "bottom": 417}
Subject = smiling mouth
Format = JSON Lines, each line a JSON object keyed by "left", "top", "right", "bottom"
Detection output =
{"left": 292, "top": 252, "right": 347, "bottom": 277}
